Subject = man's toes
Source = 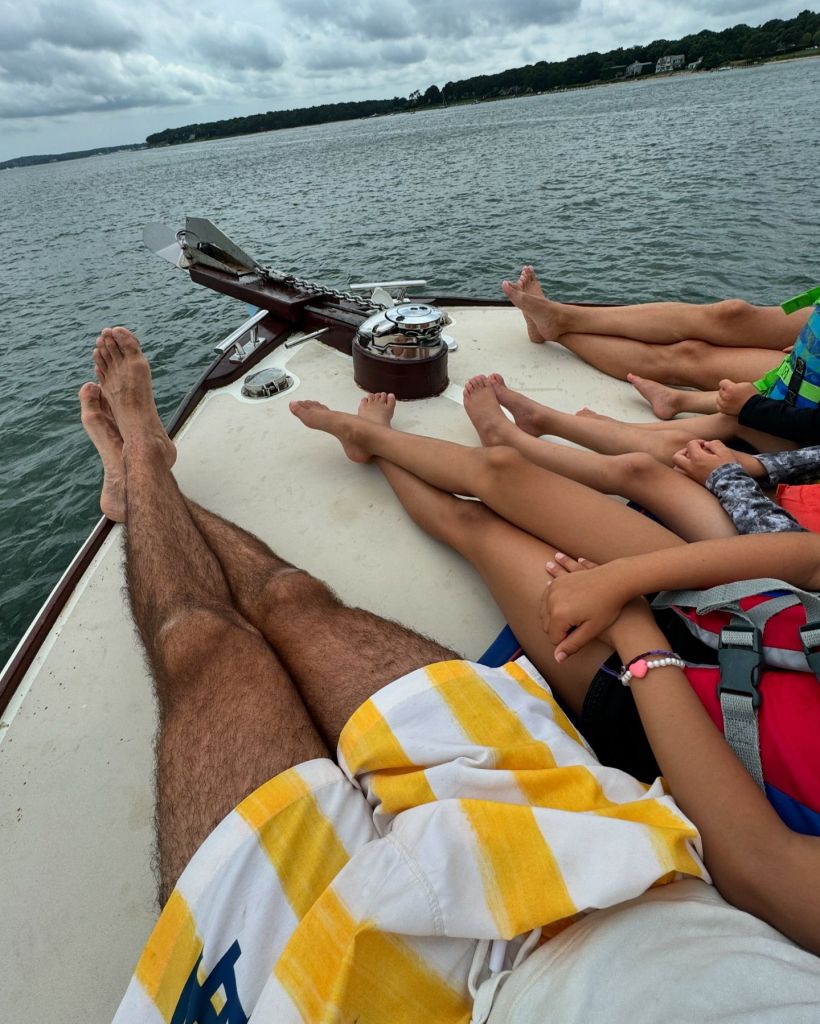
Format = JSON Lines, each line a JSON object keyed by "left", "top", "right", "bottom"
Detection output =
{"left": 79, "top": 382, "right": 103, "bottom": 418}
{"left": 111, "top": 326, "right": 140, "bottom": 353}
{"left": 102, "top": 334, "right": 122, "bottom": 362}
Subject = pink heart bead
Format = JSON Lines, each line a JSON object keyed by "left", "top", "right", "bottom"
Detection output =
{"left": 630, "top": 659, "right": 649, "bottom": 679}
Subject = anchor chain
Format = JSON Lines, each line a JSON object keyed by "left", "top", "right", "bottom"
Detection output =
{"left": 264, "top": 268, "right": 377, "bottom": 312}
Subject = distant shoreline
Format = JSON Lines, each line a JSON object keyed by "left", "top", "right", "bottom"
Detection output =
{"left": 0, "top": 142, "right": 146, "bottom": 172}
{"left": 4, "top": 47, "right": 818, "bottom": 170}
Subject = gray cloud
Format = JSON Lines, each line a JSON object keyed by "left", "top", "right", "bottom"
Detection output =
{"left": 302, "top": 45, "right": 372, "bottom": 71}
{"left": 0, "top": 0, "right": 810, "bottom": 160}
{"left": 192, "top": 25, "right": 284, "bottom": 71}
{"left": 279, "top": 0, "right": 581, "bottom": 39}
{"left": 0, "top": 0, "right": 140, "bottom": 53}
{"left": 0, "top": 46, "right": 214, "bottom": 119}
{"left": 379, "top": 40, "right": 428, "bottom": 65}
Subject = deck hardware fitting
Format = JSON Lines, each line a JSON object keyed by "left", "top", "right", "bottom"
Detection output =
{"left": 284, "top": 328, "right": 330, "bottom": 349}
{"left": 241, "top": 366, "right": 295, "bottom": 399}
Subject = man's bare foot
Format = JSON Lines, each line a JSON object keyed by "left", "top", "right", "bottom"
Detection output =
{"left": 626, "top": 373, "right": 684, "bottom": 420}
{"left": 463, "top": 375, "right": 517, "bottom": 445}
{"left": 80, "top": 378, "right": 176, "bottom": 522}
{"left": 92, "top": 327, "right": 170, "bottom": 456}
{"left": 357, "top": 392, "right": 396, "bottom": 429}
{"left": 501, "top": 269, "right": 566, "bottom": 343}
{"left": 290, "top": 399, "right": 374, "bottom": 463}
{"left": 488, "top": 373, "right": 547, "bottom": 437}
{"left": 79, "top": 383, "right": 127, "bottom": 522}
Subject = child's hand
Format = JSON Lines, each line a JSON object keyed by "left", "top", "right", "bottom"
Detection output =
{"left": 542, "top": 556, "right": 630, "bottom": 661}
{"left": 716, "top": 379, "right": 757, "bottom": 415}
{"left": 672, "top": 439, "right": 739, "bottom": 484}
{"left": 673, "top": 439, "right": 763, "bottom": 483}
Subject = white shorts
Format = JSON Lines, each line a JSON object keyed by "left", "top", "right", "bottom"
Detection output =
{"left": 115, "top": 657, "right": 706, "bottom": 1023}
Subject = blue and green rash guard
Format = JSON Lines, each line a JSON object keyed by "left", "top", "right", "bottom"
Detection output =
{"left": 754, "top": 302, "right": 820, "bottom": 408}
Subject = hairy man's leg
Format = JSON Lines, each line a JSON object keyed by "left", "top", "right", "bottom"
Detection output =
{"left": 186, "top": 499, "right": 458, "bottom": 748}
{"left": 96, "top": 328, "right": 328, "bottom": 904}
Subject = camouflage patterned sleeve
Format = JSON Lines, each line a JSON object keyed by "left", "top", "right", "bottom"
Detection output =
{"left": 754, "top": 446, "right": 820, "bottom": 486}
{"left": 705, "top": 463, "right": 805, "bottom": 534}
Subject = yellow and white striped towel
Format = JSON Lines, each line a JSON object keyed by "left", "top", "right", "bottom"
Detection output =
{"left": 114, "top": 657, "right": 707, "bottom": 1024}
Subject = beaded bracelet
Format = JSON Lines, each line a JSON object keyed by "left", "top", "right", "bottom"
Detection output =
{"left": 618, "top": 650, "right": 685, "bottom": 687}
{"left": 601, "top": 647, "right": 683, "bottom": 688}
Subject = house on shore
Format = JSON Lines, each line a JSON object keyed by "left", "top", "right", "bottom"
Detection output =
{"left": 656, "top": 54, "right": 686, "bottom": 73}
{"left": 625, "top": 61, "right": 654, "bottom": 77}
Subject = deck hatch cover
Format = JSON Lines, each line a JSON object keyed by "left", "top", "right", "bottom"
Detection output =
{"left": 241, "top": 366, "right": 294, "bottom": 398}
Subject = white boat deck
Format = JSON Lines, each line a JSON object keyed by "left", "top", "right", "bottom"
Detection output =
{"left": 0, "top": 306, "right": 658, "bottom": 1018}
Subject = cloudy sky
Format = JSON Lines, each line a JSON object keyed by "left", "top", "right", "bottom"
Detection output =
{"left": 0, "top": 0, "right": 809, "bottom": 162}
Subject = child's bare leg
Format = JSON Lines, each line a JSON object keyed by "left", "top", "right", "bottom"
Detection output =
{"left": 490, "top": 376, "right": 794, "bottom": 462}
{"left": 462, "top": 378, "right": 737, "bottom": 541}
{"left": 627, "top": 375, "right": 719, "bottom": 419}
{"left": 502, "top": 275, "right": 809, "bottom": 349}
{"left": 291, "top": 398, "right": 684, "bottom": 561}
{"left": 371, "top": 457, "right": 620, "bottom": 717}
{"left": 556, "top": 333, "right": 782, "bottom": 389}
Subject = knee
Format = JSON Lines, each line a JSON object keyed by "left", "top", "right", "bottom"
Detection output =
{"left": 260, "top": 567, "right": 340, "bottom": 617}
{"left": 610, "top": 451, "right": 665, "bottom": 485}
{"left": 479, "top": 444, "right": 528, "bottom": 483}
{"left": 669, "top": 338, "right": 711, "bottom": 365}
{"left": 434, "top": 495, "right": 497, "bottom": 553}
{"left": 157, "top": 605, "right": 262, "bottom": 680}
{"left": 710, "top": 298, "right": 752, "bottom": 324}
{"left": 660, "top": 339, "right": 713, "bottom": 383}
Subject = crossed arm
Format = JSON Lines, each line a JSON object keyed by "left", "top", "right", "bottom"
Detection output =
{"left": 544, "top": 530, "right": 820, "bottom": 661}
{"left": 543, "top": 533, "right": 820, "bottom": 953}
{"left": 601, "top": 595, "right": 820, "bottom": 955}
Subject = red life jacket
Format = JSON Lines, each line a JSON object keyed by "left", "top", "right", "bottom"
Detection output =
{"left": 653, "top": 580, "right": 820, "bottom": 836}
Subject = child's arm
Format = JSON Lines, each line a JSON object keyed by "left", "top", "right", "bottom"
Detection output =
{"left": 671, "top": 440, "right": 804, "bottom": 535}
{"left": 673, "top": 437, "right": 820, "bottom": 489}
{"left": 605, "top": 598, "right": 820, "bottom": 954}
{"left": 705, "top": 464, "right": 804, "bottom": 534}
{"left": 754, "top": 445, "right": 820, "bottom": 484}
{"left": 738, "top": 395, "right": 820, "bottom": 446}
{"left": 543, "top": 531, "right": 820, "bottom": 660}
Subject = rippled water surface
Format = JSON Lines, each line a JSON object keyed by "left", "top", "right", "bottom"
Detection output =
{"left": 1, "top": 59, "right": 817, "bottom": 666}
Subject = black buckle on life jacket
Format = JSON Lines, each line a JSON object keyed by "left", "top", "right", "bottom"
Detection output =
{"left": 717, "top": 625, "right": 762, "bottom": 709}
{"left": 799, "top": 620, "right": 820, "bottom": 680}
{"left": 786, "top": 356, "right": 806, "bottom": 407}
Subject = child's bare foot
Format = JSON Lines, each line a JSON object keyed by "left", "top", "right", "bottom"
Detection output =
{"left": 575, "top": 407, "right": 614, "bottom": 421}
{"left": 290, "top": 399, "right": 372, "bottom": 463}
{"left": 357, "top": 392, "right": 396, "bottom": 428}
{"left": 626, "top": 373, "right": 683, "bottom": 420}
{"left": 501, "top": 269, "right": 566, "bottom": 343}
{"left": 488, "top": 374, "right": 547, "bottom": 437}
{"left": 92, "top": 327, "right": 171, "bottom": 457}
{"left": 513, "top": 265, "right": 547, "bottom": 343}
{"left": 463, "top": 375, "right": 517, "bottom": 445}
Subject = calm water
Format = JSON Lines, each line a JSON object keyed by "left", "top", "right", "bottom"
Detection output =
{"left": 1, "top": 59, "right": 817, "bottom": 667}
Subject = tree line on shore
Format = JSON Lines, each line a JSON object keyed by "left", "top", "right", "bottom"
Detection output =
{"left": 143, "top": 9, "right": 819, "bottom": 148}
